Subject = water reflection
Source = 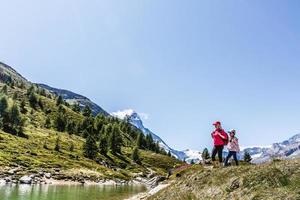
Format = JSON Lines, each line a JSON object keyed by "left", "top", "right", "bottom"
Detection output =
{"left": 0, "top": 184, "right": 146, "bottom": 200}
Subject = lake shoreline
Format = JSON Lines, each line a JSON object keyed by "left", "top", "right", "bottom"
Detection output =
{"left": 125, "top": 182, "right": 171, "bottom": 200}
{"left": 0, "top": 166, "right": 165, "bottom": 189}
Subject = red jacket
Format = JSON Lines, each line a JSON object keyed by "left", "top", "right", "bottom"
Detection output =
{"left": 211, "top": 129, "right": 228, "bottom": 146}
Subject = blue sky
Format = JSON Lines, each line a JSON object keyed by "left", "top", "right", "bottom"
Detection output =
{"left": 1, "top": 0, "right": 300, "bottom": 150}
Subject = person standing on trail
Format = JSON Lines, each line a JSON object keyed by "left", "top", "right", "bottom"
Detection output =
{"left": 211, "top": 121, "right": 228, "bottom": 163}
{"left": 224, "top": 129, "right": 240, "bottom": 166}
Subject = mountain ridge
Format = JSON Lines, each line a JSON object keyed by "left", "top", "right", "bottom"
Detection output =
{"left": 38, "top": 83, "right": 109, "bottom": 116}
{"left": 111, "top": 109, "right": 202, "bottom": 163}
{"left": 241, "top": 133, "right": 300, "bottom": 163}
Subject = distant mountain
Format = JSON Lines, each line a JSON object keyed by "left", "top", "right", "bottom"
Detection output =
{"left": 0, "top": 62, "right": 29, "bottom": 85}
{"left": 241, "top": 133, "right": 300, "bottom": 163}
{"left": 111, "top": 109, "right": 202, "bottom": 163}
{"left": 38, "top": 84, "right": 109, "bottom": 116}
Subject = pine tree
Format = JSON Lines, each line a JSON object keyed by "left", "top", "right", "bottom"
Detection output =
{"left": 66, "top": 120, "right": 76, "bottom": 135}
{"left": 69, "top": 142, "right": 74, "bottom": 152}
{"left": 0, "top": 96, "right": 8, "bottom": 116}
{"left": 54, "top": 136, "right": 61, "bottom": 152}
{"left": 20, "top": 99, "right": 27, "bottom": 114}
{"left": 72, "top": 103, "right": 81, "bottom": 113}
{"left": 244, "top": 151, "right": 252, "bottom": 163}
{"left": 1, "top": 85, "right": 8, "bottom": 94}
{"left": 83, "top": 135, "right": 98, "bottom": 159}
{"left": 9, "top": 104, "right": 24, "bottom": 136}
{"left": 136, "top": 133, "right": 144, "bottom": 149}
{"left": 55, "top": 113, "right": 66, "bottom": 132}
{"left": 28, "top": 92, "right": 38, "bottom": 109}
{"left": 1, "top": 103, "right": 24, "bottom": 137}
{"left": 145, "top": 134, "right": 154, "bottom": 151}
{"left": 99, "top": 135, "right": 108, "bottom": 155}
{"left": 132, "top": 147, "right": 141, "bottom": 164}
{"left": 82, "top": 105, "right": 92, "bottom": 117}
{"left": 56, "top": 96, "right": 64, "bottom": 106}
{"left": 202, "top": 148, "right": 210, "bottom": 161}
{"left": 108, "top": 125, "right": 122, "bottom": 154}
{"left": 43, "top": 140, "right": 48, "bottom": 149}
{"left": 12, "top": 92, "right": 18, "bottom": 100}
{"left": 38, "top": 98, "right": 44, "bottom": 110}
{"left": 27, "top": 85, "right": 35, "bottom": 95}
{"left": 0, "top": 97, "right": 8, "bottom": 130}
{"left": 44, "top": 117, "right": 51, "bottom": 129}
{"left": 58, "top": 105, "right": 66, "bottom": 114}
{"left": 167, "top": 151, "right": 172, "bottom": 157}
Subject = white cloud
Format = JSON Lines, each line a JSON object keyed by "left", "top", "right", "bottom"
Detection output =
{"left": 139, "top": 113, "right": 149, "bottom": 120}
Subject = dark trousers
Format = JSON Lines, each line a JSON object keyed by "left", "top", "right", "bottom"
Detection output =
{"left": 224, "top": 151, "right": 239, "bottom": 166}
{"left": 212, "top": 145, "right": 224, "bottom": 163}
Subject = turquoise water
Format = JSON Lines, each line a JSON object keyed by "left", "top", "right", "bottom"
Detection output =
{"left": 0, "top": 184, "right": 147, "bottom": 200}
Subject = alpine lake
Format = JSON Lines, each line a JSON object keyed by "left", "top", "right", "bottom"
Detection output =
{"left": 0, "top": 183, "right": 147, "bottom": 200}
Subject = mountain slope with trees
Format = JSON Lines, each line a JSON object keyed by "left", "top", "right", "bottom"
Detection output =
{"left": 0, "top": 62, "right": 182, "bottom": 182}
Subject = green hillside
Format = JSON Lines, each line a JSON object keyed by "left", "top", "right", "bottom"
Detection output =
{"left": 0, "top": 64, "right": 182, "bottom": 181}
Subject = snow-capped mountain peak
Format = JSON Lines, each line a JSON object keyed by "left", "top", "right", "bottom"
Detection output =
{"left": 241, "top": 133, "right": 300, "bottom": 163}
{"left": 111, "top": 109, "right": 202, "bottom": 163}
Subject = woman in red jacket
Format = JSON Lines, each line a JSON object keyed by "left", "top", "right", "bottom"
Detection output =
{"left": 211, "top": 121, "right": 228, "bottom": 163}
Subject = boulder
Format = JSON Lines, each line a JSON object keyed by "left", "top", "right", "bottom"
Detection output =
{"left": 229, "top": 178, "right": 240, "bottom": 191}
{"left": 45, "top": 173, "right": 51, "bottom": 179}
{"left": 19, "top": 176, "right": 32, "bottom": 184}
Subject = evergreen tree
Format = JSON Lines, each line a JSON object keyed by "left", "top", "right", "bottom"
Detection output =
{"left": 9, "top": 104, "right": 24, "bottom": 136}
{"left": 66, "top": 120, "right": 76, "bottom": 135}
{"left": 38, "top": 98, "right": 44, "bottom": 110}
{"left": 54, "top": 136, "right": 61, "bottom": 152}
{"left": 108, "top": 125, "right": 122, "bottom": 154}
{"left": 82, "top": 129, "right": 91, "bottom": 138}
{"left": 81, "top": 116, "right": 94, "bottom": 134}
{"left": 82, "top": 105, "right": 92, "bottom": 117}
{"left": 56, "top": 96, "right": 64, "bottom": 106}
{"left": 99, "top": 135, "right": 108, "bottom": 155}
{"left": 19, "top": 82, "right": 25, "bottom": 89}
{"left": 58, "top": 105, "right": 66, "bottom": 114}
{"left": 72, "top": 103, "right": 81, "bottom": 113}
{"left": 1, "top": 104, "right": 24, "bottom": 137}
{"left": 28, "top": 92, "right": 38, "bottom": 109}
{"left": 39, "top": 88, "right": 46, "bottom": 97}
{"left": 0, "top": 96, "right": 8, "bottom": 116}
{"left": 44, "top": 117, "right": 51, "bottom": 129}
{"left": 136, "top": 133, "right": 144, "bottom": 149}
{"left": 9, "top": 81, "right": 15, "bottom": 88}
{"left": 145, "top": 134, "right": 154, "bottom": 150}
{"left": 244, "top": 151, "right": 252, "bottom": 163}
{"left": 27, "top": 85, "right": 35, "bottom": 95}
{"left": 83, "top": 135, "right": 98, "bottom": 159}
{"left": 43, "top": 140, "right": 48, "bottom": 149}
{"left": 132, "top": 147, "right": 141, "bottom": 164}
{"left": 1, "top": 85, "right": 8, "bottom": 95}
{"left": 54, "top": 113, "right": 66, "bottom": 132}
{"left": 155, "top": 141, "right": 161, "bottom": 153}
{"left": 69, "top": 142, "right": 75, "bottom": 152}
{"left": 12, "top": 92, "right": 18, "bottom": 100}
{"left": 202, "top": 148, "right": 211, "bottom": 161}
{"left": 167, "top": 151, "right": 172, "bottom": 157}
{"left": 20, "top": 99, "right": 27, "bottom": 114}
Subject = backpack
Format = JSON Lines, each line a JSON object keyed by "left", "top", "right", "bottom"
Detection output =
{"left": 222, "top": 132, "right": 229, "bottom": 145}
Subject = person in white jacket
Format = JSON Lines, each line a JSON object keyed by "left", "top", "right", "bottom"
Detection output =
{"left": 224, "top": 129, "right": 240, "bottom": 166}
